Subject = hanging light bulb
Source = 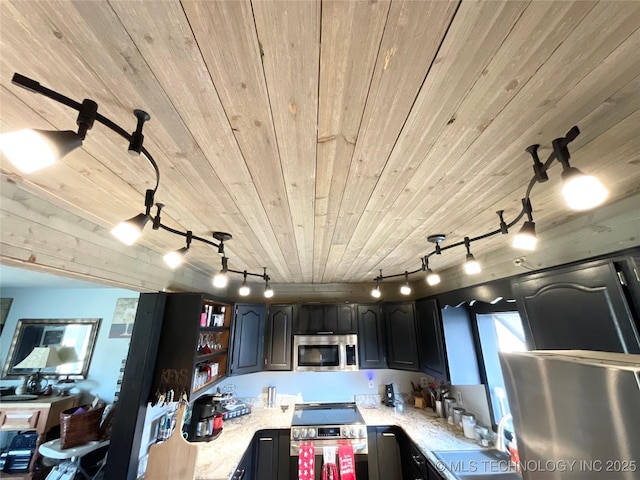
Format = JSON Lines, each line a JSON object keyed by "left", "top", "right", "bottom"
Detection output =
{"left": 112, "top": 189, "right": 155, "bottom": 246}
{"left": 239, "top": 271, "right": 250, "bottom": 296}
{"left": 561, "top": 167, "right": 608, "bottom": 210}
{"left": 512, "top": 198, "right": 537, "bottom": 251}
{"left": 163, "top": 231, "right": 192, "bottom": 269}
{"left": 550, "top": 132, "right": 607, "bottom": 211}
{"left": 213, "top": 257, "right": 229, "bottom": 288}
{"left": 400, "top": 271, "right": 411, "bottom": 295}
{"left": 371, "top": 278, "right": 381, "bottom": 298}
{"left": 423, "top": 256, "right": 441, "bottom": 286}
{"left": 464, "top": 237, "right": 481, "bottom": 274}
{"left": 512, "top": 221, "right": 537, "bottom": 251}
{"left": 263, "top": 267, "right": 274, "bottom": 298}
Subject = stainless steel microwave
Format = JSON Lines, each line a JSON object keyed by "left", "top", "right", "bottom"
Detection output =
{"left": 293, "top": 334, "right": 358, "bottom": 372}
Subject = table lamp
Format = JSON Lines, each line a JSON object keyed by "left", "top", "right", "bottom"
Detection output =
{"left": 53, "top": 346, "right": 79, "bottom": 396}
{"left": 14, "top": 346, "right": 63, "bottom": 394}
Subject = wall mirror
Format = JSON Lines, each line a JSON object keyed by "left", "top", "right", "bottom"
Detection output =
{"left": 2, "top": 318, "right": 101, "bottom": 379}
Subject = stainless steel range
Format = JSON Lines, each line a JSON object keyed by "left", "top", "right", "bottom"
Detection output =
{"left": 290, "top": 402, "right": 368, "bottom": 455}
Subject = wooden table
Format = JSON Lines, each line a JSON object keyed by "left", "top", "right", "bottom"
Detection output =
{"left": 0, "top": 394, "right": 81, "bottom": 479}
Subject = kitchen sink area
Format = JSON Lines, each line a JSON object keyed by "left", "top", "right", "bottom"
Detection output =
{"left": 432, "top": 449, "right": 522, "bottom": 480}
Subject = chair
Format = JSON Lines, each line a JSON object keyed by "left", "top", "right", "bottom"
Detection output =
{"left": 39, "top": 438, "right": 110, "bottom": 480}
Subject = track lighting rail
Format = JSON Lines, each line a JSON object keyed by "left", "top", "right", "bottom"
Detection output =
{"left": 373, "top": 125, "right": 607, "bottom": 292}
{"left": 5, "top": 73, "right": 272, "bottom": 296}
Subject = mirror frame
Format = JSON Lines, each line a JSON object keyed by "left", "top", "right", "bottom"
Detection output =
{"left": 2, "top": 318, "right": 101, "bottom": 379}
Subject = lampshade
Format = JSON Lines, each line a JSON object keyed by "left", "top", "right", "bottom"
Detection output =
{"left": 239, "top": 282, "right": 250, "bottom": 296}
{"left": 163, "top": 247, "right": 189, "bottom": 269}
{"left": 561, "top": 167, "right": 608, "bottom": 210}
{"left": 14, "top": 347, "right": 63, "bottom": 370}
{"left": 0, "top": 129, "right": 83, "bottom": 173}
{"left": 56, "top": 346, "right": 79, "bottom": 364}
{"left": 213, "top": 271, "right": 229, "bottom": 288}
{"left": 371, "top": 285, "right": 381, "bottom": 298}
{"left": 464, "top": 254, "right": 481, "bottom": 274}
{"left": 111, "top": 213, "right": 151, "bottom": 245}
{"left": 512, "top": 221, "right": 537, "bottom": 251}
{"left": 426, "top": 269, "right": 441, "bottom": 286}
{"left": 264, "top": 283, "right": 274, "bottom": 298}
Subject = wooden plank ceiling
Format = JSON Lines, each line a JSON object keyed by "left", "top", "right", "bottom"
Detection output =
{"left": 1, "top": 0, "right": 639, "bottom": 290}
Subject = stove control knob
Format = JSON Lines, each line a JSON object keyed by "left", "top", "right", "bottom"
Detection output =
{"left": 292, "top": 428, "right": 300, "bottom": 439}
{"left": 357, "top": 427, "right": 366, "bottom": 438}
{"left": 301, "top": 428, "right": 308, "bottom": 439}
{"left": 342, "top": 427, "right": 352, "bottom": 438}
{"left": 308, "top": 428, "right": 317, "bottom": 438}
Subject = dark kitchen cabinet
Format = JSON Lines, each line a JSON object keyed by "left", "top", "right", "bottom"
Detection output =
{"left": 294, "top": 304, "right": 357, "bottom": 334}
{"left": 231, "top": 439, "right": 254, "bottom": 480}
{"left": 415, "top": 298, "right": 447, "bottom": 379}
{"left": 230, "top": 303, "right": 266, "bottom": 376}
{"left": 384, "top": 303, "right": 420, "bottom": 371}
{"left": 370, "top": 426, "right": 403, "bottom": 480}
{"left": 264, "top": 304, "right": 295, "bottom": 370}
{"left": 357, "top": 304, "right": 387, "bottom": 369}
{"left": 397, "top": 427, "right": 429, "bottom": 480}
{"left": 150, "top": 292, "right": 232, "bottom": 401}
{"left": 512, "top": 259, "right": 640, "bottom": 353}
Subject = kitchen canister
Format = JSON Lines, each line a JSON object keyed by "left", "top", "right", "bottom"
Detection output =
{"left": 444, "top": 397, "right": 457, "bottom": 425}
{"left": 267, "top": 386, "right": 277, "bottom": 408}
{"left": 462, "top": 412, "right": 477, "bottom": 439}
{"left": 452, "top": 407, "right": 466, "bottom": 430}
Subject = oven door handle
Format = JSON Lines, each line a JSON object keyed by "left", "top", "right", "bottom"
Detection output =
{"left": 290, "top": 442, "right": 368, "bottom": 455}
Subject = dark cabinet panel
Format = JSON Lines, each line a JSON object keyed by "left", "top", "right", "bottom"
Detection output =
{"left": 512, "top": 260, "right": 640, "bottom": 353}
{"left": 415, "top": 298, "right": 447, "bottom": 379}
{"left": 265, "top": 305, "right": 295, "bottom": 370}
{"left": 295, "top": 304, "right": 356, "bottom": 334}
{"left": 230, "top": 304, "right": 266, "bottom": 375}
{"left": 373, "top": 427, "right": 403, "bottom": 480}
{"left": 385, "top": 303, "right": 419, "bottom": 371}
{"left": 336, "top": 304, "right": 357, "bottom": 334}
{"left": 357, "top": 305, "right": 387, "bottom": 369}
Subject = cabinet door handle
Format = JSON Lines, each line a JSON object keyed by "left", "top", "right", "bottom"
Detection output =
{"left": 412, "top": 454, "right": 425, "bottom": 466}
{"left": 317, "top": 331, "right": 334, "bottom": 334}
{"left": 233, "top": 469, "right": 245, "bottom": 480}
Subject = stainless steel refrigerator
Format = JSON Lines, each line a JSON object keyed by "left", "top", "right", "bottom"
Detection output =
{"left": 499, "top": 350, "right": 640, "bottom": 480}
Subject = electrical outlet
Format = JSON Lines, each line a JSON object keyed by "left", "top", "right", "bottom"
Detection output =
{"left": 368, "top": 380, "right": 375, "bottom": 389}
{"left": 420, "top": 377, "right": 428, "bottom": 388}
{"left": 457, "top": 391, "right": 463, "bottom": 405}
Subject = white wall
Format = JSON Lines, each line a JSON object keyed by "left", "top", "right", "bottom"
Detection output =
{"left": 0, "top": 287, "right": 138, "bottom": 403}
{"left": 214, "top": 369, "right": 422, "bottom": 404}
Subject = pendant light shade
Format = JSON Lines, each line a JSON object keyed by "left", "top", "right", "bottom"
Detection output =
{"left": 371, "top": 285, "right": 381, "bottom": 298}
{"left": 426, "top": 269, "right": 441, "bottom": 286}
{"left": 400, "top": 271, "right": 411, "bottom": 295}
{"left": 213, "top": 271, "right": 228, "bottom": 288}
{"left": 264, "top": 283, "right": 274, "bottom": 298}
{"left": 111, "top": 213, "right": 151, "bottom": 246}
{"left": 561, "top": 167, "right": 608, "bottom": 210}
{"left": 512, "top": 221, "right": 537, "bottom": 251}
{"left": 239, "top": 272, "right": 250, "bottom": 296}
{"left": 464, "top": 254, "right": 481, "bottom": 274}
{"left": 0, "top": 129, "right": 83, "bottom": 173}
{"left": 163, "top": 247, "right": 189, "bottom": 269}
{"left": 239, "top": 283, "right": 250, "bottom": 296}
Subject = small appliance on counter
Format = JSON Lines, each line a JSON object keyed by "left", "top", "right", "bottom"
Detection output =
{"left": 219, "top": 400, "right": 251, "bottom": 420}
{"left": 188, "top": 395, "right": 223, "bottom": 442}
{"left": 383, "top": 383, "right": 400, "bottom": 407}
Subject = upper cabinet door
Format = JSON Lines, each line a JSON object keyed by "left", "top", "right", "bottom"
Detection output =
{"left": 264, "top": 305, "right": 295, "bottom": 371}
{"left": 230, "top": 304, "right": 266, "bottom": 375}
{"left": 415, "top": 298, "right": 447, "bottom": 379}
{"left": 336, "top": 304, "right": 357, "bottom": 334}
{"left": 384, "top": 303, "right": 419, "bottom": 371}
{"left": 357, "top": 305, "right": 387, "bottom": 369}
{"left": 512, "top": 260, "right": 640, "bottom": 353}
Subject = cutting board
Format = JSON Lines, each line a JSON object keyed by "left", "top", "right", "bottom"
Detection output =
{"left": 145, "top": 402, "right": 198, "bottom": 480}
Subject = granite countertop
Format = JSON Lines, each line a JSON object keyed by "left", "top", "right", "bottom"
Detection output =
{"left": 193, "top": 402, "right": 482, "bottom": 480}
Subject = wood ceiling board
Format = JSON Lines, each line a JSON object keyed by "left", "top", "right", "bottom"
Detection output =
{"left": 323, "top": 0, "right": 460, "bottom": 281}
{"left": 183, "top": 0, "right": 302, "bottom": 281}
{"left": 252, "top": 0, "right": 320, "bottom": 282}
{"left": 107, "top": 0, "right": 292, "bottom": 281}
{"left": 341, "top": 0, "right": 640, "bottom": 280}
{"left": 313, "top": 0, "right": 391, "bottom": 282}
{"left": 331, "top": 0, "right": 532, "bottom": 281}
